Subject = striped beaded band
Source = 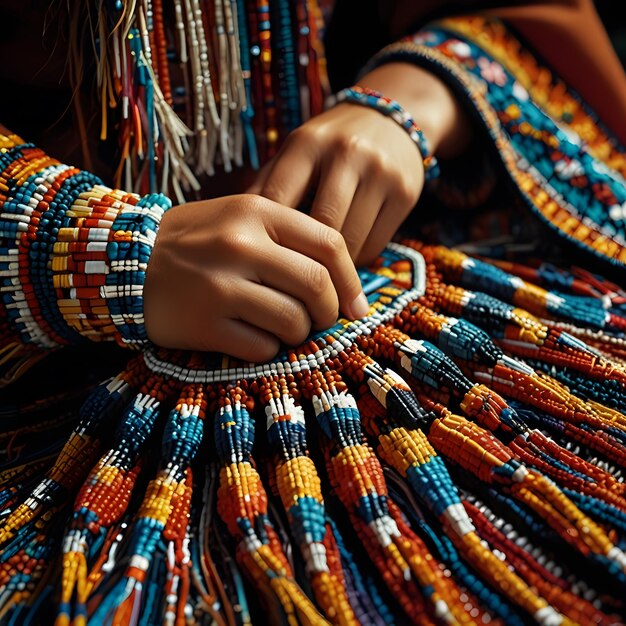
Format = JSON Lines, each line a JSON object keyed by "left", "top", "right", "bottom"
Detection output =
{"left": 332, "top": 85, "right": 440, "bottom": 182}
{"left": 0, "top": 132, "right": 171, "bottom": 348}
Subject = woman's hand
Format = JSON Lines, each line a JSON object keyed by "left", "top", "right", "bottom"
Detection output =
{"left": 143, "top": 194, "right": 369, "bottom": 361}
{"left": 249, "top": 102, "right": 424, "bottom": 266}
{"left": 249, "top": 63, "right": 472, "bottom": 266}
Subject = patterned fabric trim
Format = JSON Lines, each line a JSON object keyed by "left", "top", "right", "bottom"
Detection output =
{"left": 365, "top": 16, "right": 626, "bottom": 271}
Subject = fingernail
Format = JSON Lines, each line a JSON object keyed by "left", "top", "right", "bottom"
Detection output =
{"left": 347, "top": 292, "right": 369, "bottom": 319}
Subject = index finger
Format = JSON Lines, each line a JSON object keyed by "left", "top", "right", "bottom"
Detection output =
{"left": 259, "top": 142, "right": 316, "bottom": 209}
{"left": 266, "top": 207, "right": 369, "bottom": 320}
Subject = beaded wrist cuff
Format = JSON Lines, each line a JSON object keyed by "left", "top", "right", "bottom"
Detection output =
{"left": 332, "top": 85, "right": 440, "bottom": 182}
{"left": 0, "top": 133, "right": 171, "bottom": 349}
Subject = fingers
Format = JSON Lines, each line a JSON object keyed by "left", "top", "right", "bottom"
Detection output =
{"left": 208, "top": 318, "right": 281, "bottom": 363}
{"left": 232, "top": 279, "right": 313, "bottom": 345}
{"left": 256, "top": 139, "right": 317, "bottom": 208}
{"left": 267, "top": 209, "right": 369, "bottom": 320}
{"left": 340, "top": 177, "right": 388, "bottom": 260}
{"left": 255, "top": 243, "right": 341, "bottom": 329}
{"left": 343, "top": 163, "right": 422, "bottom": 266}
{"left": 356, "top": 198, "right": 406, "bottom": 267}
{"left": 309, "top": 160, "right": 359, "bottom": 230}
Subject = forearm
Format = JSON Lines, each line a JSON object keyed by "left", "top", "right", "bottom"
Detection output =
{"left": 355, "top": 62, "right": 473, "bottom": 161}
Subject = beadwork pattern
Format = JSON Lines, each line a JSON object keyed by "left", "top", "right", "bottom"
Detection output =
{"left": 0, "top": 133, "right": 170, "bottom": 352}
{"left": 2, "top": 11, "right": 626, "bottom": 626}
{"left": 2, "top": 238, "right": 626, "bottom": 624}
{"left": 365, "top": 16, "right": 626, "bottom": 270}
{"left": 81, "top": 0, "right": 331, "bottom": 200}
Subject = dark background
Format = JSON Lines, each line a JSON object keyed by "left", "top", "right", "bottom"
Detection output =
{"left": 595, "top": 0, "right": 626, "bottom": 65}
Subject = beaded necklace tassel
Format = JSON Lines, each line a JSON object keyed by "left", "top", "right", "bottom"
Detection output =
{"left": 94, "top": 0, "right": 197, "bottom": 201}
{"left": 425, "top": 272, "right": 626, "bottom": 412}
{"left": 0, "top": 363, "right": 143, "bottom": 626}
{"left": 392, "top": 302, "right": 626, "bottom": 495}
{"left": 224, "top": 0, "right": 247, "bottom": 169}
{"left": 374, "top": 331, "right": 626, "bottom": 585}
{"left": 303, "top": 363, "right": 475, "bottom": 625}
{"left": 214, "top": 383, "right": 329, "bottom": 625}
{"left": 57, "top": 374, "right": 178, "bottom": 626}
{"left": 419, "top": 276, "right": 626, "bottom": 478}
{"left": 420, "top": 255, "right": 626, "bottom": 409}
{"left": 338, "top": 349, "right": 565, "bottom": 625}
{"left": 273, "top": 0, "right": 302, "bottom": 133}
{"left": 0, "top": 360, "right": 144, "bottom": 550}
{"left": 305, "top": 0, "right": 330, "bottom": 115}
{"left": 462, "top": 497, "right": 617, "bottom": 626}
{"left": 187, "top": 464, "right": 246, "bottom": 625}
{"left": 253, "top": 375, "right": 359, "bottom": 625}
{"left": 427, "top": 245, "right": 626, "bottom": 333}
{"left": 254, "top": 0, "right": 279, "bottom": 159}
{"left": 234, "top": 0, "right": 260, "bottom": 169}
{"left": 87, "top": 383, "right": 201, "bottom": 625}
{"left": 356, "top": 389, "right": 527, "bottom": 626}
{"left": 344, "top": 326, "right": 621, "bottom": 620}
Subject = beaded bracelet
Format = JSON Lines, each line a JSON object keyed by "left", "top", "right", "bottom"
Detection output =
{"left": 332, "top": 85, "right": 440, "bottom": 182}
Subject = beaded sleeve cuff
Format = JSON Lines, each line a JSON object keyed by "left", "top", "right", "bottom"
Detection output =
{"left": 330, "top": 85, "right": 440, "bottom": 182}
{"left": 0, "top": 132, "right": 171, "bottom": 349}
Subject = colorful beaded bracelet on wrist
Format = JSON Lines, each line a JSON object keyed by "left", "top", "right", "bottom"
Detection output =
{"left": 332, "top": 85, "right": 440, "bottom": 182}
{"left": 0, "top": 132, "right": 171, "bottom": 348}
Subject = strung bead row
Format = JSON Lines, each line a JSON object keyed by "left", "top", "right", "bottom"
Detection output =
{"left": 0, "top": 132, "right": 171, "bottom": 349}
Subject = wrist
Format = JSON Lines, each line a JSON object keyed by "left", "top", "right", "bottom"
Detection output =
{"left": 332, "top": 85, "right": 439, "bottom": 181}
{"left": 355, "top": 62, "right": 472, "bottom": 160}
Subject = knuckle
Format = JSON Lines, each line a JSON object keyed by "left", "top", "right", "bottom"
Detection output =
{"left": 397, "top": 177, "right": 421, "bottom": 207}
{"left": 317, "top": 226, "right": 345, "bottom": 256}
{"left": 335, "top": 132, "right": 361, "bottom": 155}
{"left": 375, "top": 152, "right": 395, "bottom": 174}
{"left": 336, "top": 134, "right": 378, "bottom": 162}
{"left": 238, "top": 193, "right": 271, "bottom": 214}
{"left": 219, "top": 230, "right": 255, "bottom": 256}
{"left": 288, "top": 125, "right": 316, "bottom": 143}
{"left": 204, "top": 273, "right": 230, "bottom": 301}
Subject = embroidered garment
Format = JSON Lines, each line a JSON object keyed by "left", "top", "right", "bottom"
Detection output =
{"left": 1, "top": 10, "right": 626, "bottom": 626}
